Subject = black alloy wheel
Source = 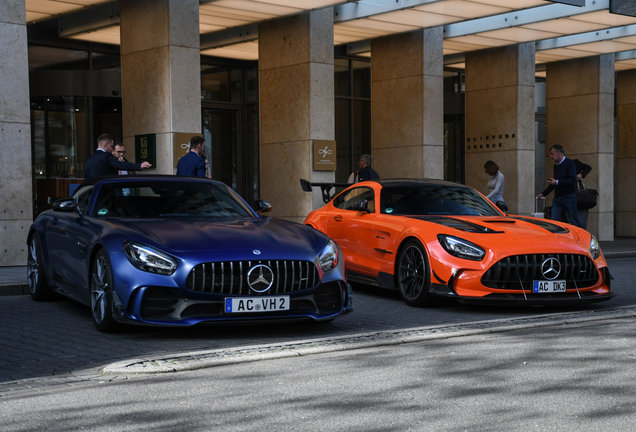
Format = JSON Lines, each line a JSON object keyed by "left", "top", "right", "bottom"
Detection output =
{"left": 397, "top": 239, "right": 431, "bottom": 307}
{"left": 27, "top": 234, "right": 52, "bottom": 301}
{"left": 90, "top": 249, "right": 120, "bottom": 333}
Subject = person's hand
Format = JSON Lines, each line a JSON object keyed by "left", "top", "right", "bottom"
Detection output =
{"left": 547, "top": 178, "right": 557, "bottom": 186}
{"left": 141, "top": 162, "right": 152, "bottom": 169}
{"left": 536, "top": 194, "right": 543, "bottom": 200}
{"left": 577, "top": 173, "right": 582, "bottom": 179}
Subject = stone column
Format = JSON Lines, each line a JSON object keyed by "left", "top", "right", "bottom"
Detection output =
{"left": 0, "top": 0, "right": 31, "bottom": 266}
{"left": 371, "top": 28, "right": 443, "bottom": 179}
{"left": 120, "top": 0, "right": 201, "bottom": 174}
{"left": 465, "top": 43, "right": 536, "bottom": 216}
{"left": 259, "top": 9, "right": 334, "bottom": 222}
{"left": 546, "top": 55, "right": 614, "bottom": 240}
{"left": 616, "top": 69, "right": 636, "bottom": 236}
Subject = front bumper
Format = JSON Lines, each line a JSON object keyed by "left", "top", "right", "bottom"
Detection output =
{"left": 114, "top": 280, "right": 350, "bottom": 326}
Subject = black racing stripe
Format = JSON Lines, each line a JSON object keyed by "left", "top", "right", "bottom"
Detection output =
{"left": 509, "top": 216, "right": 570, "bottom": 234}
{"left": 408, "top": 216, "right": 504, "bottom": 233}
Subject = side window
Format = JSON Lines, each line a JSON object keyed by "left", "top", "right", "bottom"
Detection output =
{"left": 75, "top": 186, "right": 94, "bottom": 214}
{"left": 332, "top": 187, "right": 375, "bottom": 211}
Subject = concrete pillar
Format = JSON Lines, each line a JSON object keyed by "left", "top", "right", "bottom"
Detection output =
{"left": 258, "top": 9, "right": 334, "bottom": 222}
{"left": 546, "top": 55, "right": 614, "bottom": 240}
{"left": 120, "top": 0, "right": 201, "bottom": 174}
{"left": 371, "top": 28, "right": 444, "bottom": 179}
{"left": 465, "top": 43, "right": 536, "bottom": 216}
{"left": 616, "top": 69, "right": 636, "bottom": 237}
{"left": 0, "top": 1, "right": 31, "bottom": 266}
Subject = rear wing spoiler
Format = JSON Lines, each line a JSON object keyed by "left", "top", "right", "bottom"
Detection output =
{"left": 300, "top": 179, "right": 351, "bottom": 204}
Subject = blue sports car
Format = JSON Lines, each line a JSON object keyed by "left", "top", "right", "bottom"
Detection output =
{"left": 27, "top": 176, "right": 352, "bottom": 332}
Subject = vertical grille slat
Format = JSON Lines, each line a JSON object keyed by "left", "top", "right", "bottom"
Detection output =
{"left": 186, "top": 260, "right": 320, "bottom": 294}
{"left": 481, "top": 254, "right": 599, "bottom": 291}
{"left": 239, "top": 262, "right": 243, "bottom": 295}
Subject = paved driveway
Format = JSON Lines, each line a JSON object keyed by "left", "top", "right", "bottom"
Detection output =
{"left": 0, "top": 258, "right": 634, "bottom": 396}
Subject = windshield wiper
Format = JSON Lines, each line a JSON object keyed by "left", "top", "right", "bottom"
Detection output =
{"left": 159, "top": 213, "right": 190, "bottom": 217}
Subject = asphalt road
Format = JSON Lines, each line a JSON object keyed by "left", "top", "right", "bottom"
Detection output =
{"left": 2, "top": 317, "right": 636, "bottom": 431}
{"left": 0, "top": 258, "right": 634, "bottom": 390}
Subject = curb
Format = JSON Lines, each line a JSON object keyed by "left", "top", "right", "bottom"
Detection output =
{"left": 101, "top": 305, "right": 636, "bottom": 375}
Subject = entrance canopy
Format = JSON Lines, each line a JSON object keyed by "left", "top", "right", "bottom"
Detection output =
{"left": 25, "top": 0, "right": 636, "bottom": 72}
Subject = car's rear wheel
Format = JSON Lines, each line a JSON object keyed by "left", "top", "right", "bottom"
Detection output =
{"left": 91, "top": 249, "right": 120, "bottom": 333}
{"left": 397, "top": 239, "right": 431, "bottom": 307}
{"left": 27, "top": 234, "right": 52, "bottom": 301}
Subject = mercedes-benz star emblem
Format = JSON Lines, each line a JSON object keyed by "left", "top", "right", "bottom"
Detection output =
{"left": 541, "top": 257, "right": 561, "bottom": 280}
{"left": 247, "top": 264, "right": 274, "bottom": 293}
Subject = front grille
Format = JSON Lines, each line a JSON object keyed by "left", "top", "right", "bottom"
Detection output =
{"left": 140, "top": 287, "right": 180, "bottom": 318}
{"left": 186, "top": 260, "right": 320, "bottom": 295}
{"left": 481, "top": 254, "right": 599, "bottom": 290}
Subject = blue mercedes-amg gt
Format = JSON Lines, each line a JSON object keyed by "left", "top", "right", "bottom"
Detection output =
{"left": 27, "top": 176, "right": 352, "bottom": 332}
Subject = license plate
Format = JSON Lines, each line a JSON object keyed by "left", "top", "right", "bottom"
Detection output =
{"left": 225, "top": 296, "right": 290, "bottom": 313}
{"left": 533, "top": 280, "right": 566, "bottom": 293}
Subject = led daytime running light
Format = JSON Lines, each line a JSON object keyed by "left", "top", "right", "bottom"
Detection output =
{"left": 124, "top": 241, "right": 177, "bottom": 275}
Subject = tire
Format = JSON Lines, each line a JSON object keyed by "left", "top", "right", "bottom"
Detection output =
{"left": 396, "top": 239, "right": 431, "bottom": 307}
{"left": 90, "top": 249, "right": 120, "bottom": 333}
{"left": 27, "top": 234, "right": 53, "bottom": 301}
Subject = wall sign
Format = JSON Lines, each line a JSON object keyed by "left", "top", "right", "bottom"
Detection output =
{"left": 135, "top": 134, "right": 156, "bottom": 166}
{"left": 466, "top": 133, "right": 516, "bottom": 151}
{"left": 173, "top": 133, "right": 203, "bottom": 168}
{"left": 313, "top": 140, "right": 337, "bottom": 171}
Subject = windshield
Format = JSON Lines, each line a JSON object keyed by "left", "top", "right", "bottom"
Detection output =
{"left": 380, "top": 184, "right": 500, "bottom": 217}
{"left": 92, "top": 181, "right": 254, "bottom": 219}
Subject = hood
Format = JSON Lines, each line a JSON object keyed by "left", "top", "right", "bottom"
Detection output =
{"left": 410, "top": 215, "right": 587, "bottom": 251}
{"left": 118, "top": 217, "right": 318, "bottom": 253}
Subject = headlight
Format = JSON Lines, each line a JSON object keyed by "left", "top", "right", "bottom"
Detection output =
{"left": 319, "top": 240, "right": 339, "bottom": 272}
{"left": 124, "top": 241, "right": 177, "bottom": 275}
{"left": 590, "top": 235, "right": 601, "bottom": 260}
{"left": 438, "top": 235, "right": 485, "bottom": 261}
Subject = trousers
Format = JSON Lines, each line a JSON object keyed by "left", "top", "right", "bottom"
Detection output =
{"left": 551, "top": 194, "right": 581, "bottom": 228}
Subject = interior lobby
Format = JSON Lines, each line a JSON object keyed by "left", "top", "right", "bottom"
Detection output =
{"left": 2, "top": 0, "right": 636, "bottom": 266}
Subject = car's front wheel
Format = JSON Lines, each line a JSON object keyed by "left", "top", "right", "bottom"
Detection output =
{"left": 397, "top": 239, "right": 431, "bottom": 307}
{"left": 27, "top": 234, "right": 52, "bottom": 301}
{"left": 91, "top": 249, "right": 120, "bottom": 333}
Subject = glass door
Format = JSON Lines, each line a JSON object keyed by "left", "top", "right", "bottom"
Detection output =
{"left": 202, "top": 106, "right": 259, "bottom": 203}
{"left": 444, "top": 114, "right": 465, "bottom": 184}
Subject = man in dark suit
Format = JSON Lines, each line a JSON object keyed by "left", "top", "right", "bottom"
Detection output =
{"left": 111, "top": 142, "right": 133, "bottom": 175}
{"left": 176, "top": 136, "right": 206, "bottom": 178}
{"left": 357, "top": 154, "right": 380, "bottom": 182}
{"left": 84, "top": 134, "right": 151, "bottom": 179}
{"left": 536, "top": 144, "right": 581, "bottom": 227}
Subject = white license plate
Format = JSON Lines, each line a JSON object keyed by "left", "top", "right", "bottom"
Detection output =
{"left": 225, "top": 296, "right": 290, "bottom": 313}
{"left": 533, "top": 280, "right": 566, "bottom": 293}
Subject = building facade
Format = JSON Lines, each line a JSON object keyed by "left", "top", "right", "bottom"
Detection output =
{"left": 2, "top": 0, "right": 636, "bottom": 266}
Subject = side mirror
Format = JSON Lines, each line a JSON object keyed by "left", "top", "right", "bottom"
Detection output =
{"left": 52, "top": 198, "right": 79, "bottom": 213}
{"left": 351, "top": 200, "right": 370, "bottom": 213}
{"left": 253, "top": 200, "right": 272, "bottom": 217}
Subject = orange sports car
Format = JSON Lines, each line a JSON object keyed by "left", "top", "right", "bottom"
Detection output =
{"left": 302, "top": 178, "right": 614, "bottom": 306}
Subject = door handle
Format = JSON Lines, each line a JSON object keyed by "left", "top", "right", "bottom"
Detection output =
{"left": 52, "top": 217, "right": 59, "bottom": 225}
{"left": 333, "top": 215, "right": 342, "bottom": 222}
